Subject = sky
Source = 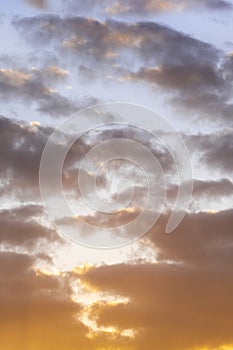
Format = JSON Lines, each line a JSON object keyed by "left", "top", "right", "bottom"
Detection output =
{"left": 1, "top": 0, "right": 233, "bottom": 349}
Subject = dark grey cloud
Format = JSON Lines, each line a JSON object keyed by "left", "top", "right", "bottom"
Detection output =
{"left": 186, "top": 131, "right": 233, "bottom": 173}
{"left": 87, "top": 126, "right": 233, "bottom": 186}
{"left": 0, "top": 116, "right": 92, "bottom": 199}
{"left": 150, "top": 209, "right": 233, "bottom": 266}
{"left": 1, "top": 114, "right": 232, "bottom": 222}
{"left": 14, "top": 16, "right": 219, "bottom": 66}
{"left": 0, "top": 204, "right": 60, "bottom": 249}
{"left": 168, "top": 178, "right": 233, "bottom": 204}
{"left": 202, "top": 132, "right": 233, "bottom": 172}
{"left": 14, "top": 15, "right": 233, "bottom": 123}
{"left": 130, "top": 57, "right": 233, "bottom": 124}
{"left": 38, "top": 95, "right": 100, "bottom": 118}
{"left": 0, "top": 116, "right": 49, "bottom": 197}
{"left": 133, "top": 64, "right": 221, "bottom": 90}
{"left": 0, "top": 66, "right": 79, "bottom": 118}
{"left": 0, "top": 251, "right": 58, "bottom": 302}
{"left": 59, "top": 176, "right": 233, "bottom": 239}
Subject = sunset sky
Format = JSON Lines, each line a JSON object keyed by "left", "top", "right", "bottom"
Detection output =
{"left": 1, "top": 1, "right": 233, "bottom": 350}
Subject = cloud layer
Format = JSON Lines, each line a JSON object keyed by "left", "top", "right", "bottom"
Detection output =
{"left": 1, "top": 3, "right": 233, "bottom": 350}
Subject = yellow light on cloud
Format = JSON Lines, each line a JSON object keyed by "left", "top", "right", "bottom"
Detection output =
{"left": 30, "top": 121, "right": 41, "bottom": 127}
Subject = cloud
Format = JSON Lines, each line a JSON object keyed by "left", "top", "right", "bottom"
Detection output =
{"left": 0, "top": 116, "right": 93, "bottom": 200}
{"left": 129, "top": 58, "right": 233, "bottom": 124}
{"left": 0, "top": 63, "right": 101, "bottom": 118}
{"left": 79, "top": 209, "right": 233, "bottom": 350}
{"left": 0, "top": 116, "right": 50, "bottom": 198}
{"left": 0, "top": 204, "right": 60, "bottom": 249}
{"left": 30, "top": 65, "right": 70, "bottom": 83}
{"left": 201, "top": 132, "right": 233, "bottom": 172}
{"left": 167, "top": 178, "right": 233, "bottom": 209}
{"left": 0, "top": 249, "right": 140, "bottom": 349}
{"left": 131, "top": 62, "right": 222, "bottom": 91}
{"left": 64, "top": 0, "right": 232, "bottom": 16}
{"left": 14, "top": 16, "right": 219, "bottom": 65}
{"left": 82, "top": 262, "right": 233, "bottom": 350}
{"left": 0, "top": 250, "right": 93, "bottom": 350}
{"left": 186, "top": 131, "right": 233, "bottom": 173}
{"left": 25, "top": 0, "right": 45, "bottom": 8}
{"left": 14, "top": 15, "right": 233, "bottom": 123}
{"left": 0, "top": 251, "right": 58, "bottom": 302}
{"left": 1, "top": 208, "right": 233, "bottom": 350}
{"left": 0, "top": 66, "right": 80, "bottom": 117}
{"left": 2, "top": 4, "right": 233, "bottom": 350}
{"left": 150, "top": 209, "right": 233, "bottom": 265}
{"left": 2, "top": 114, "right": 231, "bottom": 231}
